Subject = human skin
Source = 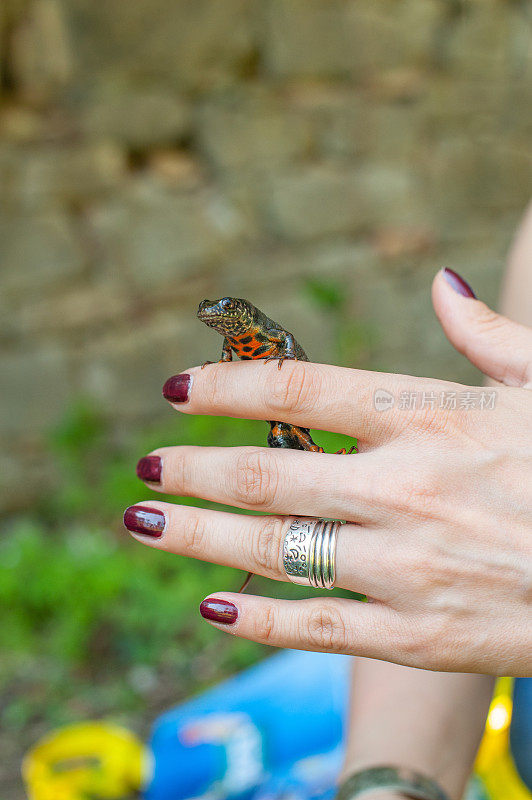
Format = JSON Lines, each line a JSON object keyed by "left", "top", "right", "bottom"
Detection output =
{"left": 337, "top": 204, "right": 532, "bottom": 800}
{"left": 127, "top": 247, "right": 532, "bottom": 677}
{"left": 339, "top": 661, "right": 494, "bottom": 800}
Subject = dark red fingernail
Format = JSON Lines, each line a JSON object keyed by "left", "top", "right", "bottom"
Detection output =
{"left": 162, "top": 373, "right": 191, "bottom": 403}
{"left": 442, "top": 268, "right": 476, "bottom": 299}
{"left": 200, "top": 598, "right": 238, "bottom": 625}
{"left": 136, "top": 455, "right": 162, "bottom": 483}
{"left": 123, "top": 505, "right": 165, "bottom": 537}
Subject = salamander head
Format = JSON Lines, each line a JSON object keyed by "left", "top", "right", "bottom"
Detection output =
{"left": 197, "top": 297, "right": 257, "bottom": 336}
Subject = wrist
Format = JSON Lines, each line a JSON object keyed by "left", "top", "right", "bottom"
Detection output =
{"left": 336, "top": 766, "right": 449, "bottom": 800}
{"left": 358, "top": 794, "right": 410, "bottom": 800}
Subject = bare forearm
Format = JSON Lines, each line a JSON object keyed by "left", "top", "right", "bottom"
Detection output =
{"left": 500, "top": 201, "right": 532, "bottom": 323}
{"left": 340, "top": 659, "right": 493, "bottom": 799}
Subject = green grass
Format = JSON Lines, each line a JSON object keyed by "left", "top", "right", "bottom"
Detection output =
{"left": 0, "top": 404, "right": 359, "bottom": 736}
{"left": 0, "top": 515, "right": 258, "bottom": 731}
{"left": 2, "top": 280, "right": 365, "bottom": 745}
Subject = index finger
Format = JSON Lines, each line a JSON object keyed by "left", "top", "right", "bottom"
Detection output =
{"left": 162, "top": 360, "right": 452, "bottom": 445}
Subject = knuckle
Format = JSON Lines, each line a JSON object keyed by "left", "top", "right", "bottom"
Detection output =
{"left": 412, "top": 405, "right": 451, "bottom": 437}
{"left": 304, "top": 601, "right": 350, "bottom": 652}
{"left": 201, "top": 363, "right": 226, "bottom": 408}
{"left": 394, "top": 616, "right": 440, "bottom": 668}
{"left": 233, "top": 449, "right": 280, "bottom": 507}
{"left": 399, "top": 395, "right": 460, "bottom": 439}
{"left": 268, "top": 361, "right": 317, "bottom": 415}
{"left": 348, "top": 470, "right": 391, "bottom": 511}
{"left": 254, "top": 603, "right": 278, "bottom": 643}
{"left": 401, "top": 541, "right": 461, "bottom": 596}
{"left": 498, "top": 359, "right": 529, "bottom": 388}
{"left": 399, "top": 616, "right": 457, "bottom": 670}
{"left": 179, "top": 514, "right": 207, "bottom": 554}
{"left": 361, "top": 468, "right": 441, "bottom": 520}
{"left": 473, "top": 304, "right": 507, "bottom": 337}
{"left": 390, "top": 472, "right": 440, "bottom": 517}
{"left": 251, "top": 516, "right": 286, "bottom": 575}
{"left": 167, "top": 446, "right": 192, "bottom": 492}
{"left": 406, "top": 551, "right": 441, "bottom": 594}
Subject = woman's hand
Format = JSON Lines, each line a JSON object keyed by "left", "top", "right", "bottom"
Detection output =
{"left": 125, "top": 269, "right": 532, "bottom": 676}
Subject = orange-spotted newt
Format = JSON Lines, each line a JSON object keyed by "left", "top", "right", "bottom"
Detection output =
{"left": 197, "top": 297, "right": 357, "bottom": 591}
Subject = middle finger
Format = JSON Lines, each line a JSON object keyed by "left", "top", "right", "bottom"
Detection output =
{"left": 138, "top": 445, "right": 379, "bottom": 524}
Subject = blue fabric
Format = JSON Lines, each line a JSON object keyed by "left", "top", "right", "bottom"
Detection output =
{"left": 145, "top": 650, "right": 351, "bottom": 800}
{"left": 145, "top": 650, "right": 532, "bottom": 800}
{"left": 510, "top": 678, "right": 532, "bottom": 790}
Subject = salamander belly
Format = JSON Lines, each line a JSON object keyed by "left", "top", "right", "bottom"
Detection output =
{"left": 230, "top": 333, "right": 277, "bottom": 360}
{"left": 229, "top": 331, "right": 320, "bottom": 450}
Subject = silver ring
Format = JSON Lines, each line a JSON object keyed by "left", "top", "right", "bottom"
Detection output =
{"left": 282, "top": 518, "right": 341, "bottom": 590}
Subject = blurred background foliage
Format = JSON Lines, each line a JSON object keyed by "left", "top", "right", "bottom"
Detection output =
{"left": 1, "top": 266, "right": 360, "bottom": 796}
{"left": 0, "top": 397, "right": 358, "bottom": 793}
{"left": 1, "top": 0, "right": 531, "bottom": 796}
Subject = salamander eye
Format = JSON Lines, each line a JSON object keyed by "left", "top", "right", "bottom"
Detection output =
{"left": 221, "top": 298, "right": 235, "bottom": 309}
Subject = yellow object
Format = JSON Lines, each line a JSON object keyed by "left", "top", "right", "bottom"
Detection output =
{"left": 23, "top": 678, "right": 531, "bottom": 800}
{"left": 22, "top": 721, "right": 149, "bottom": 800}
{"left": 474, "top": 677, "right": 531, "bottom": 800}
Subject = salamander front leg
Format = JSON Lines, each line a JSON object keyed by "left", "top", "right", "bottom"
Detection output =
{"left": 264, "top": 333, "right": 298, "bottom": 369}
{"left": 202, "top": 338, "right": 233, "bottom": 368}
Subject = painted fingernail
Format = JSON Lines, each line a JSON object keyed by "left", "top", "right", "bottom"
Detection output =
{"left": 123, "top": 505, "right": 165, "bottom": 537}
{"left": 162, "top": 373, "right": 191, "bottom": 403}
{"left": 442, "top": 268, "right": 476, "bottom": 299}
{"left": 136, "top": 456, "right": 162, "bottom": 483}
{"left": 200, "top": 598, "right": 239, "bottom": 625}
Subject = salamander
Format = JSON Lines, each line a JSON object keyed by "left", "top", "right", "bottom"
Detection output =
{"left": 197, "top": 296, "right": 357, "bottom": 591}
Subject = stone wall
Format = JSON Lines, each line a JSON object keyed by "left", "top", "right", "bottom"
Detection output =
{"left": 1, "top": 0, "right": 531, "bottom": 511}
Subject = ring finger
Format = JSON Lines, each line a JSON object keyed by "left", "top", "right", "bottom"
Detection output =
{"left": 122, "top": 501, "right": 395, "bottom": 601}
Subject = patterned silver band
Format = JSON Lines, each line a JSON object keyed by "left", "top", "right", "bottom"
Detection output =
{"left": 335, "top": 767, "right": 450, "bottom": 800}
{"left": 282, "top": 518, "right": 341, "bottom": 590}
